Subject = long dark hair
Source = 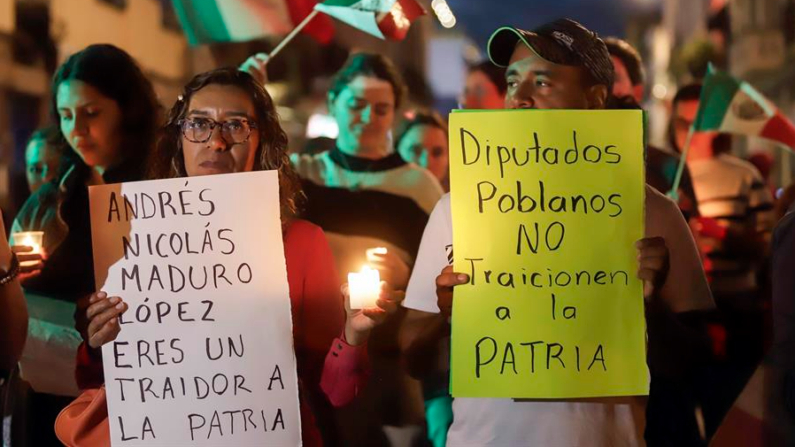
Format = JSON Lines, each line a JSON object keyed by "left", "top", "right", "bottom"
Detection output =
{"left": 149, "top": 67, "right": 302, "bottom": 220}
{"left": 51, "top": 44, "right": 160, "bottom": 181}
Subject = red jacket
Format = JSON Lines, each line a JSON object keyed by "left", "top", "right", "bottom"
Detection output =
{"left": 75, "top": 219, "right": 367, "bottom": 445}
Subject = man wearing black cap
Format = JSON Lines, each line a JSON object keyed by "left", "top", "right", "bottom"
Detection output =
{"left": 400, "top": 19, "right": 715, "bottom": 446}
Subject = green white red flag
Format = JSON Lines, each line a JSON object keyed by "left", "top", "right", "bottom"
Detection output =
{"left": 694, "top": 65, "right": 795, "bottom": 150}
{"left": 315, "top": 0, "right": 426, "bottom": 40}
{"left": 172, "top": 0, "right": 334, "bottom": 46}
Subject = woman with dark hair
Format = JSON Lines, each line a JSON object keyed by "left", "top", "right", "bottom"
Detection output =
{"left": 459, "top": 61, "right": 506, "bottom": 109}
{"left": 396, "top": 110, "right": 449, "bottom": 191}
{"left": 9, "top": 43, "right": 160, "bottom": 446}
{"left": 64, "top": 67, "right": 400, "bottom": 446}
{"left": 148, "top": 68, "right": 302, "bottom": 216}
{"left": 12, "top": 44, "right": 160, "bottom": 300}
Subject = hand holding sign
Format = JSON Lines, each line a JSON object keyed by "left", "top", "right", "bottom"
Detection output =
{"left": 85, "top": 291, "right": 128, "bottom": 349}
{"left": 90, "top": 172, "right": 301, "bottom": 446}
{"left": 435, "top": 265, "right": 469, "bottom": 318}
{"left": 449, "top": 109, "right": 648, "bottom": 399}
{"left": 635, "top": 237, "right": 670, "bottom": 301}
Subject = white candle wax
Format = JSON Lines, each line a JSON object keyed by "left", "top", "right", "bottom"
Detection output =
{"left": 348, "top": 266, "right": 381, "bottom": 309}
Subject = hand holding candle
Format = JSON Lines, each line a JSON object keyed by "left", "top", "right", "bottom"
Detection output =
{"left": 342, "top": 275, "right": 406, "bottom": 346}
{"left": 10, "top": 231, "right": 46, "bottom": 275}
{"left": 348, "top": 266, "right": 381, "bottom": 309}
{"left": 12, "top": 231, "right": 43, "bottom": 255}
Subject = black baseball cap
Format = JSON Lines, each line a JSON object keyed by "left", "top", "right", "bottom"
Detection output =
{"left": 487, "top": 18, "right": 614, "bottom": 90}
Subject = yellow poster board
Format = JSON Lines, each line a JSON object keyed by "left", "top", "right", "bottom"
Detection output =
{"left": 449, "top": 109, "right": 649, "bottom": 399}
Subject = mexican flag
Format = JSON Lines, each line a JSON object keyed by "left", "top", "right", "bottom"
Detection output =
{"left": 315, "top": 0, "right": 426, "bottom": 40}
{"left": 172, "top": 0, "right": 334, "bottom": 46}
{"left": 694, "top": 65, "right": 795, "bottom": 150}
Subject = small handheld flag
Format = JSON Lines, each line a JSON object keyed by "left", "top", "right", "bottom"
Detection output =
{"left": 315, "top": 0, "right": 427, "bottom": 40}
{"left": 669, "top": 65, "right": 795, "bottom": 199}
{"left": 693, "top": 65, "right": 795, "bottom": 150}
{"left": 172, "top": 0, "right": 334, "bottom": 46}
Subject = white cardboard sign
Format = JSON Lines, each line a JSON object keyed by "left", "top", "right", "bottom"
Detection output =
{"left": 89, "top": 171, "right": 301, "bottom": 446}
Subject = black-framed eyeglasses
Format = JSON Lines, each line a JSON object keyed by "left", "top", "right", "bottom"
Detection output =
{"left": 178, "top": 117, "right": 258, "bottom": 145}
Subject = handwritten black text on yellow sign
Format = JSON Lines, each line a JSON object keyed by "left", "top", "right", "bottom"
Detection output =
{"left": 449, "top": 109, "right": 648, "bottom": 399}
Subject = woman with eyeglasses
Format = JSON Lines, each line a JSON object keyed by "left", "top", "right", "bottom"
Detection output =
{"left": 60, "top": 68, "right": 401, "bottom": 446}
{"left": 9, "top": 44, "right": 161, "bottom": 446}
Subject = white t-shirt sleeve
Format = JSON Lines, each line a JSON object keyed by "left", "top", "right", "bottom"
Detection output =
{"left": 403, "top": 194, "right": 453, "bottom": 314}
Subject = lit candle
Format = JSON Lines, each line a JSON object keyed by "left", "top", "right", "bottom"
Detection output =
{"left": 12, "top": 231, "right": 43, "bottom": 255}
{"left": 347, "top": 266, "right": 381, "bottom": 309}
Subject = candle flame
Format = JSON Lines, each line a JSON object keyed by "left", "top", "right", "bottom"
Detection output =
{"left": 14, "top": 231, "right": 43, "bottom": 255}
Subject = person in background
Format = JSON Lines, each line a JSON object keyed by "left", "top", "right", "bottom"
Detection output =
{"left": 394, "top": 109, "right": 452, "bottom": 446}
{"left": 0, "top": 209, "right": 26, "bottom": 447}
{"left": 401, "top": 18, "right": 715, "bottom": 447}
{"left": 397, "top": 60, "right": 507, "bottom": 447}
{"left": 772, "top": 190, "right": 795, "bottom": 425}
{"left": 291, "top": 53, "right": 443, "bottom": 446}
{"left": 605, "top": 37, "right": 644, "bottom": 102}
{"left": 0, "top": 209, "right": 27, "bottom": 373}
{"left": 604, "top": 37, "right": 699, "bottom": 221}
{"left": 10, "top": 44, "right": 161, "bottom": 446}
{"left": 24, "top": 126, "right": 66, "bottom": 194}
{"left": 396, "top": 110, "right": 450, "bottom": 192}
{"left": 606, "top": 36, "right": 714, "bottom": 443}
{"left": 12, "top": 44, "right": 160, "bottom": 301}
{"left": 671, "top": 83, "right": 775, "bottom": 437}
{"left": 747, "top": 151, "right": 776, "bottom": 197}
{"left": 61, "top": 67, "right": 403, "bottom": 447}
{"left": 775, "top": 181, "right": 795, "bottom": 222}
{"left": 460, "top": 61, "right": 507, "bottom": 110}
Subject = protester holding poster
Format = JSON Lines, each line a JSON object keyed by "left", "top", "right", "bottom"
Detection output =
{"left": 62, "top": 67, "right": 404, "bottom": 446}
{"left": 400, "top": 18, "right": 715, "bottom": 446}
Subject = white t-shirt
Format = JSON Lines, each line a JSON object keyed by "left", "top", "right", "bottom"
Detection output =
{"left": 404, "top": 189, "right": 713, "bottom": 446}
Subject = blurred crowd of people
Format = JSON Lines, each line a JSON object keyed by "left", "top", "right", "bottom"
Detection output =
{"left": 0, "top": 14, "right": 793, "bottom": 447}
